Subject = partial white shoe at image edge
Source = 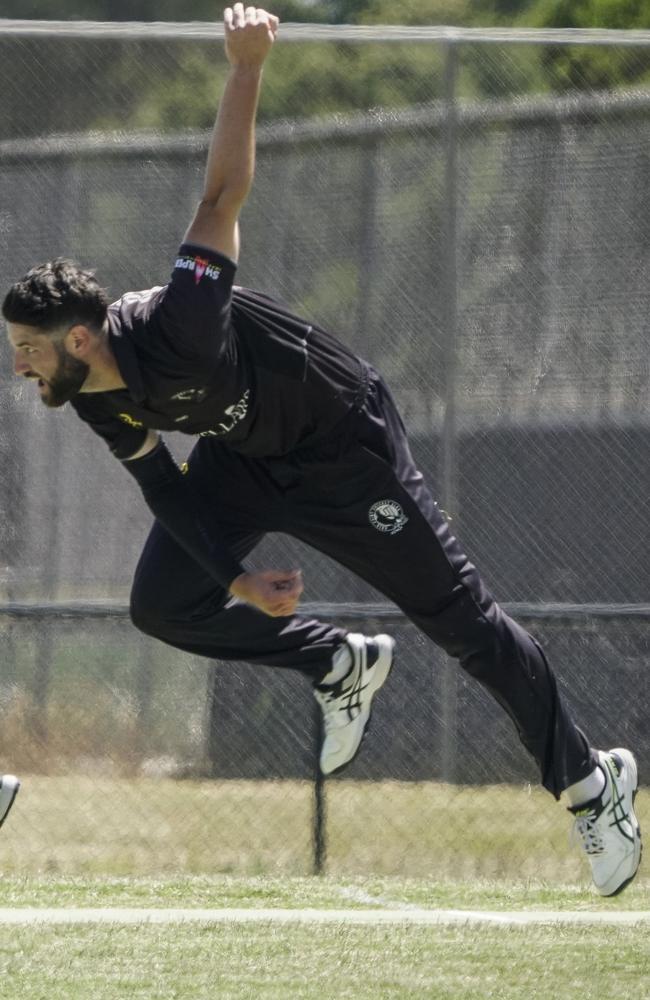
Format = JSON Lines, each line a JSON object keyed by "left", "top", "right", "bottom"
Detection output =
{"left": 0, "top": 774, "right": 20, "bottom": 829}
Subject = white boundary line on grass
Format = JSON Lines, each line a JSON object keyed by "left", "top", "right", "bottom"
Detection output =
{"left": 0, "top": 908, "right": 648, "bottom": 926}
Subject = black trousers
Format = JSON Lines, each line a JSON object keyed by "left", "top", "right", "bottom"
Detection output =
{"left": 130, "top": 371, "right": 597, "bottom": 797}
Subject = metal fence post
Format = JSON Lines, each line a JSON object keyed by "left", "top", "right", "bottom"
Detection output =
{"left": 441, "top": 37, "right": 460, "bottom": 557}
{"left": 133, "top": 640, "right": 154, "bottom": 764}
{"left": 440, "top": 38, "right": 460, "bottom": 785}
{"left": 205, "top": 660, "right": 223, "bottom": 777}
{"left": 355, "top": 137, "right": 380, "bottom": 361}
{"left": 312, "top": 699, "right": 326, "bottom": 874}
{"left": 30, "top": 633, "right": 50, "bottom": 752}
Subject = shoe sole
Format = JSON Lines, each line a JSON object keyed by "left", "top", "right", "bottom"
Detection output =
{"left": 599, "top": 748, "right": 642, "bottom": 897}
{"left": 323, "top": 634, "right": 395, "bottom": 777}
{"left": 607, "top": 787, "right": 642, "bottom": 897}
{"left": 0, "top": 775, "right": 20, "bottom": 830}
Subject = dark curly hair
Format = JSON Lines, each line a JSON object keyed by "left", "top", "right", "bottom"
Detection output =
{"left": 2, "top": 259, "right": 108, "bottom": 333}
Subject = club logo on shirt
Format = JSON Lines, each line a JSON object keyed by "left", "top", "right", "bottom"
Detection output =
{"left": 170, "top": 387, "right": 208, "bottom": 403}
{"left": 118, "top": 412, "right": 145, "bottom": 429}
{"left": 368, "top": 500, "right": 409, "bottom": 535}
{"left": 194, "top": 258, "right": 208, "bottom": 284}
{"left": 174, "top": 255, "right": 221, "bottom": 284}
{"left": 199, "top": 389, "right": 250, "bottom": 438}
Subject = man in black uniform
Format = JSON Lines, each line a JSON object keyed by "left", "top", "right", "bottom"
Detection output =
{"left": 3, "top": 6, "right": 642, "bottom": 895}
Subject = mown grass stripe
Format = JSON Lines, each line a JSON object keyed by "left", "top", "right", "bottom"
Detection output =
{"left": 0, "top": 907, "right": 648, "bottom": 926}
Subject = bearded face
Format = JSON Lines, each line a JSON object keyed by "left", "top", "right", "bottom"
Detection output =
{"left": 39, "top": 339, "right": 90, "bottom": 407}
{"left": 8, "top": 325, "right": 91, "bottom": 408}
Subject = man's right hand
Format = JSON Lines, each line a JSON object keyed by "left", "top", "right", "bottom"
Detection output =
{"left": 224, "top": 5, "right": 279, "bottom": 69}
{"left": 230, "top": 569, "right": 303, "bottom": 617}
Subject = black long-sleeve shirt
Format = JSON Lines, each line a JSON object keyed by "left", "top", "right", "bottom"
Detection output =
{"left": 70, "top": 244, "right": 370, "bottom": 588}
{"left": 71, "top": 243, "right": 369, "bottom": 460}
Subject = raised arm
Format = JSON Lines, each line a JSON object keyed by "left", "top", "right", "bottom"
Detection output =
{"left": 119, "top": 8, "right": 301, "bottom": 616}
{"left": 184, "top": 4, "right": 279, "bottom": 261}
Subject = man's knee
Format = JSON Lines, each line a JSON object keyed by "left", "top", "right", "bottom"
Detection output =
{"left": 129, "top": 570, "right": 230, "bottom": 640}
{"left": 129, "top": 577, "right": 165, "bottom": 638}
{"left": 411, "top": 585, "right": 500, "bottom": 663}
{"left": 129, "top": 571, "right": 186, "bottom": 638}
{"left": 413, "top": 589, "right": 545, "bottom": 693}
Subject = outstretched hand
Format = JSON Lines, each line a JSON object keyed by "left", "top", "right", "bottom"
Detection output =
{"left": 229, "top": 569, "right": 303, "bottom": 617}
{"left": 224, "top": 5, "right": 279, "bottom": 69}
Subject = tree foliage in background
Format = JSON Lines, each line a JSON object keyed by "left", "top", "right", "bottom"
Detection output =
{"left": 0, "top": 0, "right": 326, "bottom": 20}
{"left": 0, "top": 0, "right": 648, "bottom": 139}
{"left": 2, "top": 0, "right": 649, "bottom": 29}
{"left": 526, "top": 0, "right": 650, "bottom": 90}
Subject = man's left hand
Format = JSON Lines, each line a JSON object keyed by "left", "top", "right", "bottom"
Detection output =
{"left": 229, "top": 568, "right": 303, "bottom": 617}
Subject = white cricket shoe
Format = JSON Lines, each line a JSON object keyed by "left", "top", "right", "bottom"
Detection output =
{"left": 570, "top": 748, "right": 642, "bottom": 896}
{"left": 0, "top": 775, "right": 20, "bottom": 829}
{"left": 314, "top": 633, "right": 394, "bottom": 776}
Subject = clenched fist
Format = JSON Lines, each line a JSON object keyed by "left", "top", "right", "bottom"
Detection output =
{"left": 224, "top": 5, "right": 279, "bottom": 68}
{"left": 230, "top": 568, "right": 303, "bottom": 617}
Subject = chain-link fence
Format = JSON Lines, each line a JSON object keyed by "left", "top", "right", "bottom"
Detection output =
{"left": 0, "top": 21, "right": 649, "bottom": 879}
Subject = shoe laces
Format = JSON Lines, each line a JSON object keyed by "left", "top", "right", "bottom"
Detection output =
{"left": 571, "top": 807, "right": 606, "bottom": 856}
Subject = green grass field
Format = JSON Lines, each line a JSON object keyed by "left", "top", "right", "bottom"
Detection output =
{"left": 0, "top": 875, "right": 648, "bottom": 1000}
{"left": 0, "top": 776, "right": 647, "bottom": 998}
{"left": 0, "top": 918, "right": 648, "bottom": 1000}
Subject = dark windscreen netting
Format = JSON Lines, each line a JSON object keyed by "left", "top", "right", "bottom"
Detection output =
{"left": 0, "top": 25, "right": 649, "bottom": 875}
{"left": 0, "top": 607, "right": 645, "bottom": 877}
